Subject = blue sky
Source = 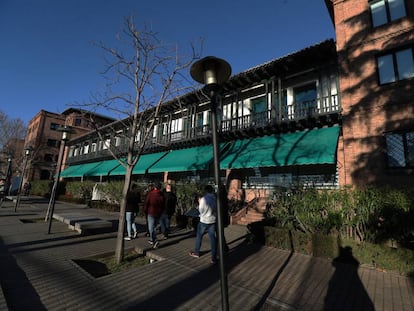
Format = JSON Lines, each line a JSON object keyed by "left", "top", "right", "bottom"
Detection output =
{"left": 0, "top": 0, "right": 335, "bottom": 125}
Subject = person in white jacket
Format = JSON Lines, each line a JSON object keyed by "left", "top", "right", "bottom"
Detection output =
{"left": 189, "top": 185, "right": 217, "bottom": 263}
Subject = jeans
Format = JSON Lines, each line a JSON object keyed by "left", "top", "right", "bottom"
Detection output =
{"left": 125, "top": 212, "right": 137, "bottom": 237}
{"left": 147, "top": 215, "right": 160, "bottom": 243}
{"left": 160, "top": 213, "right": 170, "bottom": 237}
{"left": 194, "top": 222, "right": 217, "bottom": 259}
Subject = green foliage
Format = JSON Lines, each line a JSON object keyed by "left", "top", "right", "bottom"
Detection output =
{"left": 266, "top": 186, "right": 414, "bottom": 247}
{"left": 96, "top": 181, "right": 125, "bottom": 204}
{"left": 263, "top": 227, "right": 414, "bottom": 275}
{"left": 65, "top": 181, "right": 95, "bottom": 200}
{"left": 175, "top": 182, "right": 203, "bottom": 215}
{"left": 31, "top": 180, "right": 53, "bottom": 197}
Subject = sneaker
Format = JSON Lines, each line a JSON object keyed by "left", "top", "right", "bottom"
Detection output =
{"left": 133, "top": 231, "right": 138, "bottom": 239}
{"left": 162, "top": 235, "right": 168, "bottom": 240}
{"left": 124, "top": 237, "right": 132, "bottom": 241}
{"left": 189, "top": 251, "right": 200, "bottom": 258}
{"left": 148, "top": 240, "right": 154, "bottom": 245}
{"left": 153, "top": 241, "right": 159, "bottom": 249}
{"left": 211, "top": 257, "right": 218, "bottom": 264}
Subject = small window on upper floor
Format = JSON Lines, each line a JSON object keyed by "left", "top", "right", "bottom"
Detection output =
{"left": 377, "top": 47, "right": 414, "bottom": 84}
{"left": 385, "top": 130, "right": 414, "bottom": 168}
{"left": 370, "top": 0, "right": 407, "bottom": 27}
{"left": 44, "top": 154, "right": 54, "bottom": 162}
{"left": 75, "top": 118, "right": 82, "bottom": 126}
{"left": 50, "top": 123, "right": 60, "bottom": 130}
{"left": 47, "top": 139, "right": 58, "bottom": 147}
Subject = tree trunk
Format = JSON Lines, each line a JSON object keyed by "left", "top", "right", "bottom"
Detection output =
{"left": 114, "top": 164, "right": 133, "bottom": 263}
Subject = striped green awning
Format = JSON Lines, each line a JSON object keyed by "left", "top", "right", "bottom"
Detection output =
{"left": 84, "top": 159, "right": 121, "bottom": 177}
{"left": 148, "top": 145, "right": 215, "bottom": 173}
{"left": 109, "top": 152, "right": 168, "bottom": 176}
{"left": 219, "top": 126, "right": 340, "bottom": 169}
{"left": 60, "top": 162, "right": 104, "bottom": 178}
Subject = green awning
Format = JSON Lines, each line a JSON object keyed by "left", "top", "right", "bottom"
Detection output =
{"left": 220, "top": 126, "right": 340, "bottom": 169}
{"left": 60, "top": 162, "right": 104, "bottom": 178}
{"left": 84, "top": 159, "right": 121, "bottom": 177}
{"left": 109, "top": 152, "right": 168, "bottom": 176}
{"left": 60, "top": 164, "right": 83, "bottom": 178}
{"left": 148, "top": 145, "right": 215, "bottom": 173}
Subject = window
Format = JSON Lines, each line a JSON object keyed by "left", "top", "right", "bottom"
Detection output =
{"left": 44, "top": 154, "right": 54, "bottom": 162}
{"left": 251, "top": 96, "right": 267, "bottom": 126}
{"left": 47, "top": 139, "right": 58, "bottom": 147}
{"left": 75, "top": 118, "right": 82, "bottom": 126}
{"left": 385, "top": 131, "right": 414, "bottom": 168}
{"left": 370, "top": 0, "right": 406, "bottom": 27}
{"left": 377, "top": 47, "right": 414, "bottom": 84}
{"left": 91, "top": 142, "right": 97, "bottom": 152}
{"left": 291, "top": 83, "right": 317, "bottom": 119}
{"left": 50, "top": 123, "right": 60, "bottom": 130}
{"left": 102, "top": 138, "right": 110, "bottom": 150}
{"left": 83, "top": 143, "right": 90, "bottom": 154}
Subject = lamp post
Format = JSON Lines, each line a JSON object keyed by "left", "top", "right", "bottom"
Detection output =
{"left": 47, "top": 126, "right": 71, "bottom": 234}
{"left": 14, "top": 146, "right": 32, "bottom": 212}
{"left": 5, "top": 156, "right": 12, "bottom": 196}
{"left": 190, "top": 56, "right": 231, "bottom": 311}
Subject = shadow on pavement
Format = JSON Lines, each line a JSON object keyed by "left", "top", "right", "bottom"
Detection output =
{"left": 0, "top": 237, "right": 47, "bottom": 310}
{"left": 128, "top": 239, "right": 263, "bottom": 310}
{"left": 324, "top": 246, "right": 374, "bottom": 310}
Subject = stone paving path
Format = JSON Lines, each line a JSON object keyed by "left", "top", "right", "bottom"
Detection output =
{"left": 0, "top": 198, "right": 413, "bottom": 310}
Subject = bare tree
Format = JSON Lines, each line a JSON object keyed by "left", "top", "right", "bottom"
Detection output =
{"left": 0, "top": 110, "right": 27, "bottom": 151}
{"left": 84, "top": 16, "right": 200, "bottom": 263}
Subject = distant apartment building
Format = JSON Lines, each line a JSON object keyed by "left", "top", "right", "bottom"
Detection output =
{"left": 24, "top": 109, "right": 114, "bottom": 181}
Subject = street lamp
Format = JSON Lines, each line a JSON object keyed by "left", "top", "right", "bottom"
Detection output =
{"left": 14, "top": 146, "right": 32, "bottom": 212}
{"left": 190, "top": 56, "right": 232, "bottom": 311}
{"left": 5, "top": 156, "right": 12, "bottom": 196}
{"left": 47, "top": 126, "right": 72, "bottom": 234}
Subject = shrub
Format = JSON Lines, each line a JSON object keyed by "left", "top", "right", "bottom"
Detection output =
{"left": 31, "top": 180, "right": 53, "bottom": 197}
{"left": 266, "top": 186, "right": 414, "bottom": 247}
{"left": 175, "top": 182, "right": 203, "bottom": 215}
{"left": 65, "top": 181, "right": 95, "bottom": 201}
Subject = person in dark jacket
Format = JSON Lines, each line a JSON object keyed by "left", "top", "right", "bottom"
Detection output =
{"left": 124, "top": 183, "right": 141, "bottom": 241}
{"left": 160, "top": 181, "right": 177, "bottom": 239}
{"left": 143, "top": 182, "right": 165, "bottom": 248}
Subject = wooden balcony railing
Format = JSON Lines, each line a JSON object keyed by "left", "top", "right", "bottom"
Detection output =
{"left": 66, "top": 94, "right": 340, "bottom": 164}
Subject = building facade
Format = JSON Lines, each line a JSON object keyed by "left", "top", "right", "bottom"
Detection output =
{"left": 327, "top": 0, "right": 414, "bottom": 187}
{"left": 63, "top": 40, "right": 341, "bottom": 196}
{"left": 25, "top": 109, "right": 115, "bottom": 182}
{"left": 61, "top": 0, "right": 414, "bottom": 202}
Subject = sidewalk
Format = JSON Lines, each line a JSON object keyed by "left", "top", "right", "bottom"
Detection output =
{"left": 0, "top": 197, "right": 413, "bottom": 310}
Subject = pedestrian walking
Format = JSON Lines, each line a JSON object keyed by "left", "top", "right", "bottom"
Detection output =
{"left": 124, "top": 183, "right": 141, "bottom": 241}
{"left": 189, "top": 185, "right": 218, "bottom": 263}
{"left": 160, "top": 181, "right": 177, "bottom": 239}
{"left": 23, "top": 182, "right": 31, "bottom": 196}
{"left": 143, "top": 182, "right": 165, "bottom": 248}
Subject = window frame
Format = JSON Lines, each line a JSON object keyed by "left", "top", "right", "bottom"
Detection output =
{"left": 376, "top": 46, "right": 414, "bottom": 85}
{"left": 384, "top": 130, "right": 414, "bottom": 168}
{"left": 369, "top": 0, "right": 407, "bottom": 28}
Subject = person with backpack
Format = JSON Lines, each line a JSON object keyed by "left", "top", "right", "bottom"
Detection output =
{"left": 189, "top": 185, "right": 218, "bottom": 263}
{"left": 143, "top": 182, "right": 165, "bottom": 249}
{"left": 160, "top": 181, "right": 177, "bottom": 239}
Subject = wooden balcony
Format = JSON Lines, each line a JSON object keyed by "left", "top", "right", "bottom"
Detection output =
{"left": 66, "top": 94, "right": 340, "bottom": 165}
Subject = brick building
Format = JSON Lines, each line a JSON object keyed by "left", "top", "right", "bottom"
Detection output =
{"left": 326, "top": 0, "right": 414, "bottom": 187}
{"left": 59, "top": 0, "right": 414, "bottom": 203}
{"left": 24, "top": 109, "right": 114, "bottom": 182}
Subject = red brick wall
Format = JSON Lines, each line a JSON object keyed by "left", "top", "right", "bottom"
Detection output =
{"left": 332, "top": 0, "right": 414, "bottom": 187}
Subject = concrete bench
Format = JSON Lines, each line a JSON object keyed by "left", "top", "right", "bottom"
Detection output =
{"left": 74, "top": 220, "right": 114, "bottom": 234}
